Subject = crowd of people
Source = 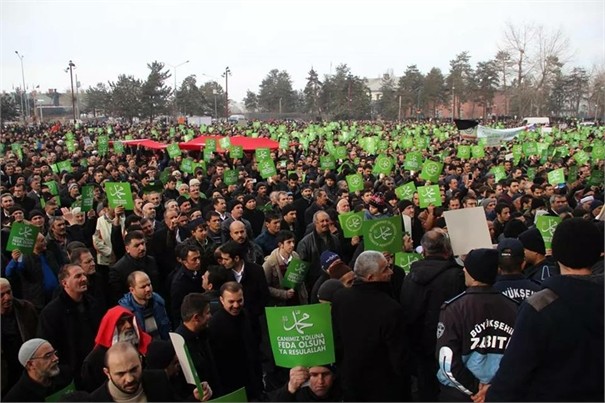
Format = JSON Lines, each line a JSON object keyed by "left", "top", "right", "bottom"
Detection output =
{"left": 0, "top": 118, "right": 603, "bottom": 402}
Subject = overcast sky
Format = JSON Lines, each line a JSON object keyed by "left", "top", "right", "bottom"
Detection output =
{"left": 1, "top": 0, "right": 603, "bottom": 102}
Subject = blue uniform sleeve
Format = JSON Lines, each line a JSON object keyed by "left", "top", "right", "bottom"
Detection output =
{"left": 5, "top": 258, "right": 23, "bottom": 277}
{"left": 436, "top": 307, "right": 479, "bottom": 396}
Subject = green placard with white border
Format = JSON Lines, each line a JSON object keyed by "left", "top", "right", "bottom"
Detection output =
{"left": 281, "top": 259, "right": 309, "bottom": 288}
{"left": 166, "top": 143, "right": 182, "bottom": 158}
{"left": 345, "top": 174, "right": 364, "bottom": 192}
{"left": 547, "top": 168, "right": 565, "bottom": 185}
{"left": 338, "top": 211, "right": 364, "bottom": 238}
{"left": 536, "top": 215, "right": 561, "bottom": 250}
{"left": 230, "top": 145, "right": 244, "bottom": 159}
{"left": 394, "top": 252, "right": 423, "bottom": 274}
{"left": 395, "top": 182, "right": 417, "bottom": 201}
{"left": 362, "top": 215, "right": 403, "bottom": 254}
{"left": 417, "top": 185, "right": 442, "bottom": 208}
{"left": 223, "top": 169, "right": 239, "bottom": 185}
{"left": 265, "top": 304, "right": 336, "bottom": 368}
{"left": 258, "top": 158, "right": 277, "bottom": 179}
{"left": 80, "top": 185, "right": 95, "bottom": 212}
{"left": 6, "top": 222, "right": 40, "bottom": 256}
{"left": 104, "top": 182, "right": 135, "bottom": 210}
{"left": 256, "top": 148, "right": 271, "bottom": 160}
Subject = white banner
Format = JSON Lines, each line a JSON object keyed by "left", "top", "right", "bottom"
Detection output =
{"left": 462, "top": 125, "right": 531, "bottom": 146}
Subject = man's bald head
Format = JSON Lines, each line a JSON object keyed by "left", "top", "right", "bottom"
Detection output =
{"left": 229, "top": 220, "right": 247, "bottom": 243}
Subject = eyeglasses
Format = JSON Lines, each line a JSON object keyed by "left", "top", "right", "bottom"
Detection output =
{"left": 31, "top": 350, "right": 58, "bottom": 360}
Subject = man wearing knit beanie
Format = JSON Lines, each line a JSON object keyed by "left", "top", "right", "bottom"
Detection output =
{"left": 436, "top": 248, "right": 518, "bottom": 402}
{"left": 517, "top": 228, "right": 559, "bottom": 284}
{"left": 4, "top": 338, "right": 71, "bottom": 401}
{"left": 487, "top": 218, "right": 604, "bottom": 402}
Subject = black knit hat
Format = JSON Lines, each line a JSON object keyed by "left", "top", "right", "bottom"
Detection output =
{"left": 243, "top": 194, "right": 256, "bottom": 205}
{"left": 518, "top": 228, "right": 546, "bottom": 256}
{"left": 552, "top": 218, "right": 602, "bottom": 269}
{"left": 503, "top": 219, "right": 528, "bottom": 238}
{"left": 145, "top": 340, "right": 176, "bottom": 370}
{"left": 464, "top": 248, "right": 499, "bottom": 284}
{"left": 317, "top": 279, "right": 344, "bottom": 302}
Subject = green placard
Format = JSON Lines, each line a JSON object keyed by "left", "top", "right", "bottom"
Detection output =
{"left": 536, "top": 215, "right": 561, "bottom": 249}
{"left": 256, "top": 148, "right": 271, "bottom": 160}
{"left": 592, "top": 145, "right": 605, "bottom": 161}
{"left": 206, "top": 139, "right": 217, "bottom": 152}
{"left": 265, "top": 304, "right": 335, "bottom": 368}
{"left": 333, "top": 146, "right": 348, "bottom": 160}
{"left": 66, "top": 139, "right": 76, "bottom": 153}
{"left": 57, "top": 160, "right": 72, "bottom": 173}
{"left": 44, "top": 181, "right": 59, "bottom": 196}
{"left": 490, "top": 166, "right": 507, "bottom": 182}
{"left": 279, "top": 138, "right": 289, "bottom": 150}
{"left": 373, "top": 155, "right": 393, "bottom": 175}
{"left": 420, "top": 160, "right": 443, "bottom": 183}
{"left": 403, "top": 152, "right": 423, "bottom": 172}
{"left": 258, "top": 159, "right": 277, "bottom": 179}
{"left": 457, "top": 145, "right": 471, "bottom": 159}
{"left": 547, "top": 168, "right": 565, "bottom": 185}
{"left": 104, "top": 182, "right": 135, "bottom": 210}
{"left": 395, "top": 182, "right": 417, "bottom": 201}
{"left": 471, "top": 145, "right": 485, "bottom": 158}
{"left": 526, "top": 167, "right": 537, "bottom": 181}
{"left": 209, "top": 387, "right": 248, "bottom": 402}
{"left": 573, "top": 150, "right": 589, "bottom": 165}
{"left": 417, "top": 185, "right": 442, "bottom": 208}
{"left": 219, "top": 137, "right": 231, "bottom": 150}
{"left": 401, "top": 137, "right": 414, "bottom": 149}
{"left": 362, "top": 215, "right": 403, "bottom": 254}
{"left": 394, "top": 252, "right": 423, "bottom": 274}
{"left": 589, "top": 169, "right": 604, "bottom": 186}
{"left": 45, "top": 380, "right": 76, "bottom": 402}
{"left": 203, "top": 148, "right": 214, "bottom": 163}
{"left": 180, "top": 158, "right": 195, "bottom": 174}
{"left": 223, "top": 169, "right": 239, "bottom": 185}
{"left": 97, "top": 135, "right": 109, "bottom": 155}
{"left": 512, "top": 145, "right": 522, "bottom": 159}
{"left": 230, "top": 145, "right": 244, "bottom": 159}
{"left": 166, "top": 143, "right": 182, "bottom": 158}
{"left": 523, "top": 142, "right": 538, "bottom": 156}
{"left": 346, "top": 174, "right": 364, "bottom": 193}
{"left": 338, "top": 211, "right": 364, "bottom": 238}
{"left": 80, "top": 185, "right": 95, "bottom": 212}
{"left": 160, "top": 168, "right": 172, "bottom": 184}
{"left": 6, "top": 222, "right": 40, "bottom": 255}
{"left": 113, "top": 141, "right": 125, "bottom": 155}
{"left": 320, "top": 156, "right": 336, "bottom": 170}
{"left": 567, "top": 165, "right": 578, "bottom": 182}
{"left": 281, "top": 259, "right": 310, "bottom": 288}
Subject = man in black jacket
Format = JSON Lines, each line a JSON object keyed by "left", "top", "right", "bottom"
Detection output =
{"left": 271, "top": 365, "right": 342, "bottom": 402}
{"left": 108, "top": 230, "right": 160, "bottom": 305}
{"left": 331, "top": 251, "right": 411, "bottom": 402}
{"left": 400, "top": 229, "right": 465, "bottom": 402}
{"left": 170, "top": 243, "right": 205, "bottom": 326}
{"left": 486, "top": 218, "right": 604, "bottom": 402}
{"left": 207, "top": 282, "right": 263, "bottom": 400}
{"left": 37, "top": 264, "right": 103, "bottom": 389}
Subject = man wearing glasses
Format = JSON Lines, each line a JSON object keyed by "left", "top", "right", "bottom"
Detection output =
{"left": 4, "top": 338, "right": 72, "bottom": 401}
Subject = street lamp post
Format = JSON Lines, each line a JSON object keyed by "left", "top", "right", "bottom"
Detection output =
{"left": 167, "top": 60, "right": 190, "bottom": 116}
{"left": 65, "top": 60, "right": 76, "bottom": 123}
{"left": 37, "top": 99, "right": 44, "bottom": 121}
{"left": 451, "top": 85, "right": 456, "bottom": 121}
{"left": 222, "top": 67, "right": 231, "bottom": 118}
{"left": 213, "top": 90, "right": 218, "bottom": 119}
{"left": 15, "top": 51, "right": 28, "bottom": 123}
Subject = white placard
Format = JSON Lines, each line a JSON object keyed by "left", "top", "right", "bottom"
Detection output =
{"left": 443, "top": 207, "right": 493, "bottom": 256}
{"left": 169, "top": 332, "right": 200, "bottom": 387}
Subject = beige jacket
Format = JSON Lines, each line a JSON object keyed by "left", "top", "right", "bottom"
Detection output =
{"left": 262, "top": 248, "right": 308, "bottom": 305}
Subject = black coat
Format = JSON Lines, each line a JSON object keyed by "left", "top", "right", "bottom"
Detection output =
{"left": 169, "top": 265, "right": 205, "bottom": 326}
{"left": 175, "top": 324, "right": 224, "bottom": 397}
{"left": 207, "top": 308, "right": 263, "bottom": 400}
{"left": 37, "top": 290, "right": 103, "bottom": 389}
{"left": 108, "top": 254, "right": 160, "bottom": 305}
{"left": 239, "top": 261, "right": 270, "bottom": 319}
{"left": 89, "top": 370, "right": 176, "bottom": 402}
{"left": 4, "top": 367, "right": 73, "bottom": 402}
{"left": 400, "top": 257, "right": 465, "bottom": 357}
{"left": 332, "top": 281, "right": 411, "bottom": 402}
{"left": 148, "top": 228, "right": 178, "bottom": 292}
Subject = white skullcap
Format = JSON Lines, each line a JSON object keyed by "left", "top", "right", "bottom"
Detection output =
{"left": 18, "top": 338, "right": 48, "bottom": 367}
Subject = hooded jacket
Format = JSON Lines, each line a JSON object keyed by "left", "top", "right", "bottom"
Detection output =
{"left": 487, "top": 274, "right": 604, "bottom": 402}
{"left": 80, "top": 306, "right": 152, "bottom": 392}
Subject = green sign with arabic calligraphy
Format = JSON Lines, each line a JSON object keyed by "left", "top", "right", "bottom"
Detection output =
{"left": 265, "top": 303, "right": 335, "bottom": 368}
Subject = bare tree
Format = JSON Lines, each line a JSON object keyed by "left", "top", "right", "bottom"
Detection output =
{"left": 501, "top": 22, "right": 535, "bottom": 87}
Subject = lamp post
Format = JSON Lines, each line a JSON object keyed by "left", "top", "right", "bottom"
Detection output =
{"left": 222, "top": 67, "right": 231, "bottom": 118}
{"left": 212, "top": 89, "right": 218, "bottom": 119}
{"left": 14, "top": 51, "right": 28, "bottom": 123}
{"left": 65, "top": 60, "right": 76, "bottom": 123}
{"left": 167, "top": 60, "right": 190, "bottom": 116}
{"left": 451, "top": 85, "right": 456, "bottom": 121}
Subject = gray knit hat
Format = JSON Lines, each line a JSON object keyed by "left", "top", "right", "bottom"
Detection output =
{"left": 18, "top": 338, "right": 48, "bottom": 367}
